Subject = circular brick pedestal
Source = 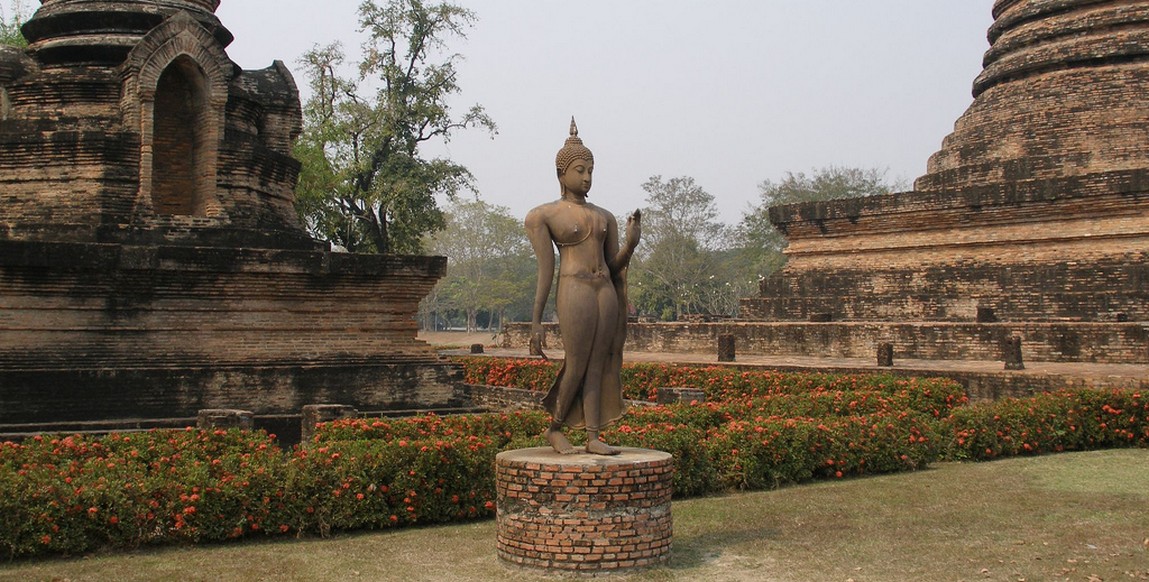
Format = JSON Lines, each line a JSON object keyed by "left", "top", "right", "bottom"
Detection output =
{"left": 495, "top": 447, "right": 674, "bottom": 573}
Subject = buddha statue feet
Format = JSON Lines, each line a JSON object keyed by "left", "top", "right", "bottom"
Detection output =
{"left": 585, "top": 437, "right": 620, "bottom": 456}
{"left": 545, "top": 428, "right": 578, "bottom": 454}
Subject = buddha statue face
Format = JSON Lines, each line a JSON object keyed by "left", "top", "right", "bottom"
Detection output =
{"left": 559, "top": 159, "right": 594, "bottom": 198}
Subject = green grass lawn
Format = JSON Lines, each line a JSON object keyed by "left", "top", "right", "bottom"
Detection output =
{"left": 2, "top": 449, "right": 1146, "bottom": 582}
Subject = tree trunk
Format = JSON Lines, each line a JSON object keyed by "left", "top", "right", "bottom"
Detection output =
{"left": 361, "top": 206, "right": 389, "bottom": 255}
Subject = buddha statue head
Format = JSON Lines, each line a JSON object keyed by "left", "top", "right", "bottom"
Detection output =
{"left": 555, "top": 117, "right": 594, "bottom": 173}
{"left": 555, "top": 117, "right": 594, "bottom": 199}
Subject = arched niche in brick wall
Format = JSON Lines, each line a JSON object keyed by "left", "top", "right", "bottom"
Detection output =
{"left": 152, "top": 56, "right": 212, "bottom": 215}
{"left": 120, "top": 11, "right": 230, "bottom": 220}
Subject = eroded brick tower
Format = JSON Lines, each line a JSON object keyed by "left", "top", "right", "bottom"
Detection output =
{"left": 3, "top": 0, "right": 311, "bottom": 247}
{"left": 0, "top": 0, "right": 462, "bottom": 434}
{"left": 740, "top": 0, "right": 1149, "bottom": 366}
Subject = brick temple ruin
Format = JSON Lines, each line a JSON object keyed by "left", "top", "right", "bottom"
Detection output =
{"left": 739, "top": 0, "right": 1149, "bottom": 366}
{"left": 0, "top": 0, "right": 463, "bottom": 436}
{"left": 505, "top": 0, "right": 1149, "bottom": 388}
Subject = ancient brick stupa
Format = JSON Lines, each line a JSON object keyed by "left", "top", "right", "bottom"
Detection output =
{"left": 0, "top": 0, "right": 462, "bottom": 434}
{"left": 739, "top": 0, "right": 1149, "bottom": 366}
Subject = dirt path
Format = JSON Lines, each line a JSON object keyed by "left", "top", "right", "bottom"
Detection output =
{"left": 418, "top": 330, "right": 504, "bottom": 347}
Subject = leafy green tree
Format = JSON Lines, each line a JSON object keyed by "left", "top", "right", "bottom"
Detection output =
{"left": 637, "top": 175, "right": 725, "bottom": 253}
{"left": 1, "top": 0, "right": 27, "bottom": 47}
{"left": 697, "top": 248, "right": 761, "bottom": 317}
{"left": 423, "top": 199, "right": 531, "bottom": 332}
{"left": 294, "top": 0, "right": 496, "bottom": 255}
{"left": 736, "top": 165, "right": 905, "bottom": 277}
{"left": 632, "top": 235, "right": 721, "bottom": 320}
{"left": 631, "top": 175, "right": 731, "bottom": 320}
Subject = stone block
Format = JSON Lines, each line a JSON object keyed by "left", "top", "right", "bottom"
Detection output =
{"left": 501, "top": 321, "right": 1149, "bottom": 366}
{"left": 197, "top": 409, "right": 253, "bottom": 430}
{"left": 0, "top": 240, "right": 460, "bottom": 427}
{"left": 301, "top": 404, "right": 358, "bottom": 444}
{"left": 656, "top": 387, "right": 706, "bottom": 405}
{"left": 717, "top": 333, "right": 736, "bottom": 362}
{"left": 1003, "top": 336, "right": 1025, "bottom": 370}
{"left": 877, "top": 342, "right": 894, "bottom": 367}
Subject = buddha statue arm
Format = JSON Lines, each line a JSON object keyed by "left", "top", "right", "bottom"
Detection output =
{"left": 525, "top": 207, "right": 555, "bottom": 355}
{"left": 608, "top": 209, "right": 641, "bottom": 274}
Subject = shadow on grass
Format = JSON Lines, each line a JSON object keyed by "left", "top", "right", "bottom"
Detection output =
{"left": 667, "top": 522, "right": 783, "bottom": 570}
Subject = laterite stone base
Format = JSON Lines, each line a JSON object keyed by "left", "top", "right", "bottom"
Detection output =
{"left": 495, "top": 447, "right": 673, "bottom": 573}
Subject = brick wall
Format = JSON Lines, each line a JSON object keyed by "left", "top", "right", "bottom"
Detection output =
{"left": 460, "top": 384, "right": 543, "bottom": 412}
{"left": 0, "top": 4, "right": 465, "bottom": 429}
{"left": 502, "top": 321, "right": 1149, "bottom": 365}
{"left": 744, "top": 255, "right": 1149, "bottom": 323}
{"left": 0, "top": 240, "right": 460, "bottom": 424}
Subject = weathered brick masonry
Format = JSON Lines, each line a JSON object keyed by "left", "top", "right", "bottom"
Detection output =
{"left": 747, "top": 177, "right": 1149, "bottom": 325}
{"left": 0, "top": 0, "right": 460, "bottom": 428}
{"left": 504, "top": 321, "right": 1149, "bottom": 365}
{"left": 496, "top": 448, "right": 674, "bottom": 573}
{"left": 741, "top": 0, "right": 1149, "bottom": 366}
{"left": 918, "top": 0, "right": 1149, "bottom": 193}
{"left": 3, "top": 1, "right": 310, "bottom": 248}
{"left": 0, "top": 241, "right": 461, "bottom": 424}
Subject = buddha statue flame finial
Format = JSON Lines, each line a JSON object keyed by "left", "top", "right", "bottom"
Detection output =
{"left": 555, "top": 116, "right": 594, "bottom": 172}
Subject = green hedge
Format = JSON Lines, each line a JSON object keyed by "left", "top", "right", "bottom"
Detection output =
{"left": 2, "top": 362, "right": 1146, "bottom": 560}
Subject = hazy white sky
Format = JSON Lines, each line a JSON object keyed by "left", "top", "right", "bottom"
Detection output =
{"left": 216, "top": 1, "right": 995, "bottom": 224}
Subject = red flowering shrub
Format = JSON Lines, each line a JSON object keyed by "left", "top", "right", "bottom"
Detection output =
{"left": 619, "top": 402, "right": 730, "bottom": 431}
{"left": 455, "top": 357, "right": 969, "bottom": 408}
{"left": 311, "top": 411, "right": 549, "bottom": 449}
{"left": 282, "top": 435, "right": 498, "bottom": 536}
{"left": 705, "top": 411, "right": 939, "bottom": 491}
{"left": 715, "top": 385, "right": 966, "bottom": 423}
{"left": 458, "top": 357, "right": 558, "bottom": 392}
{"left": 0, "top": 427, "right": 500, "bottom": 560}
{"left": 942, "top": 389, "right": 1149, "bottom": 460}
{"left": 0, "top": 429, "right": 286, "bottom": 558}
{"left": 4, "top": 358, "right": 1142, "bottom": 561}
